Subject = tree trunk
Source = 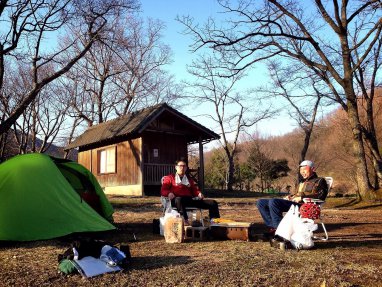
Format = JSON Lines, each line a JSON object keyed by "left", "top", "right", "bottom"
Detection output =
{"left": 299, "top": 129, "right": 311, "bottom": 165}
{"left": 226, "top": 156, "right": 235, "bottom": 191}
{"left": 297, "top": 128, "right": 312, "bottom": 184}
{"left": 346, "top": 98, "right": 372, "bottom": 199}
{"left": 0, "top": 132, "right": 7, "bottom": 162}
{"left": 364, "top": 135, "right": 382, "bottom": 189}
{"left": 363, "top": 100, "right": 382, "bottom": 187}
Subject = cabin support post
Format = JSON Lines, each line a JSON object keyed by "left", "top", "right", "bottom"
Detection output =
{"left": 198, "top": 137, "right": 205, "bottom": 193}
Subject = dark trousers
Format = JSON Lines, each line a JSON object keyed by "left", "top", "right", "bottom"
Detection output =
{"left": 171, "top": 196, "right": 220, "bottom": 220}
{"left": 256, "top": 198, "right": 299, "bottom": 229}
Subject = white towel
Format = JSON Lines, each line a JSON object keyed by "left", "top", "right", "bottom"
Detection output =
{"left": 175, "top": 173, "right": 190, "bottom": 187}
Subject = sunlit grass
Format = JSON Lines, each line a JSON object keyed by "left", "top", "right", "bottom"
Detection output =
{"left": 2, "top": 194, "right": 380, "bottom": 286}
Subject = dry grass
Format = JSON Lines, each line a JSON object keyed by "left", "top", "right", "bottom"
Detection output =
{"left": 1, "top": 195, "right": 382, "bottom": 287}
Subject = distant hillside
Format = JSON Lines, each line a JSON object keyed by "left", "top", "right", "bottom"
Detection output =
{"left": 204, "top": 88, "right": 382, "bottom": 195}
{"left": 1, "top": 129, "right": 77, "bottom": 162}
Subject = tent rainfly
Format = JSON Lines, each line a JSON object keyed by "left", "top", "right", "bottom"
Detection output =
{"left": 0, "top": 153, "right": 115, "bottom": 241}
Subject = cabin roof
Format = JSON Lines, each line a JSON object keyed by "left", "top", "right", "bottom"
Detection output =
{"left": 65, "top": 103, "right": 220, "bottom": 150}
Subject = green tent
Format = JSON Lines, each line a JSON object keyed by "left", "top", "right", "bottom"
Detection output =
{"left": 0, "top": 153, "right": 115, "bottom": 241}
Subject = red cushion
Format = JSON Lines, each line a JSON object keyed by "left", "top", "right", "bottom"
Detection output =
{"left": 300, "top": 202, "right": 321, "bottom": 219}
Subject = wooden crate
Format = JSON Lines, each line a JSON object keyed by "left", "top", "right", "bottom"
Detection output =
{"left": 209, "top": 223, "right": 256, "bottom": 241}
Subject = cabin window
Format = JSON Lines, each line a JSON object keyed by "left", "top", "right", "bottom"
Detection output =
{"left": 98, "top": 146, "right": 116, "bottom": 174}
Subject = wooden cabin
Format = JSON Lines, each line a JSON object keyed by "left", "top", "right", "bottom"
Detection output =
{"left": 65, "top": 103, "right": 220, "bottom": 196}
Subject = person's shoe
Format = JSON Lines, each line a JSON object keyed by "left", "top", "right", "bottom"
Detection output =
{"left": 262, "top": 228, "right": 276, "bottom": 240}
{"left": 280, "top": 240, "right": 293, "bottom": 250}
{"left": 184, "top": 219, "right": 190, "bottom": 226}
{"left": 269, "top": 235, "right": 282, "bottom": 248}
{"left": 269, "top": 235, "right": 291, "bottom": 250}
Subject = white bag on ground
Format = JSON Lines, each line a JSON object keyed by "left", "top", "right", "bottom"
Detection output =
{"left": 275, "top": 205, "right": 296, "bottom": 241}
{"left": 290, "top": 218, "right": 317, "bottom": 250}
{"left": 275, "top": 204, "right": 318, "bottom": 249}
{"left": 159, "top": 217, "right": 165, "bottom": 236}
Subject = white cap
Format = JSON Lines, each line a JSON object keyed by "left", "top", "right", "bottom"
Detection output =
{"left": 299, "top": 160, "right": 315, "bottom": 168}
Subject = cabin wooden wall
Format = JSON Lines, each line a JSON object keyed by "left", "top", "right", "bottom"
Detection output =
{"left": 78, "top": 138, "right": 142, "bottom": 191}
{"left": 142, "top": 132, "right": 188, "bottom": 165}
{"left": 77, "top": 132, "right": 188, "bottom": 195}
{"left": 78, "top": 151, "right": 92, "bottom": 172}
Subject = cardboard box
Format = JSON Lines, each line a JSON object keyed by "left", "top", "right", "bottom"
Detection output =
{"left": 210, "top": 223, "right": 256, "bottom": 241}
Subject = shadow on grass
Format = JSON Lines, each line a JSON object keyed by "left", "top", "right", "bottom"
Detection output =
{"left": 143, "top": 190, "right": 272, "bottom": 199}
{"left": 316, "top": 238, "right": 382, "bottom": 249}
{"left": 111, "top": 195, "right": 264, "bottom": 211}
{"left": 0, "top": 226, "right": 136, "bottom": 249}
{"left": 128, "top": 255, "right": 192, "bottom": 271}
{"left": 111, "top": 200, "right": 261, "bottom": 213}
{"left": 321, "top": 222, "right": 381, "bottom": 232}
{"left": 333, "top": 198, "right": 361, "bottom": 208}
{"left": 331, "top": 197, "right": 382, "bottom": 210}
{"left": 328, "top": 233, "right": 382, "bottom": 240}
{"left": 353, "top": 203, "right": 382, "bottom": 209}
{"left": 0, "top": 238, "right": 66, "bottom": 249}
{"left": 112, "top": 202, "right": 161, "bottom": 212}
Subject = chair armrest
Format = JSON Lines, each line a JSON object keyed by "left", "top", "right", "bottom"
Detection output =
{"left": 160, "top": 196, "right": 169, "bottom": 203}
{"left": 303, "top": 198, "right": 325, "bottom": 204}
{"left": 161, "top": 196, "right": 171, "bottom": 212}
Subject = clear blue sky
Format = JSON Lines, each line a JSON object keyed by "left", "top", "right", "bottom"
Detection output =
{"left": 140, "top": 0, "right": 222, "bottom": 80}
{"left": 139, "top": 1, "right": 297, "bottom": 138}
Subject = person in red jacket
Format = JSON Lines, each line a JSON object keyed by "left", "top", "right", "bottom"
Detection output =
{"left": 161, "top": 159, "right": 220, "bottom": 224}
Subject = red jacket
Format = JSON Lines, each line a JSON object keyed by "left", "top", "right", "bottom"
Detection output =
{"left": 160, "top": 174, "right": 200, "bottom": 197}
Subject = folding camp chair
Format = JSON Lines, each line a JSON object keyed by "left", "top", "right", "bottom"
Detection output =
{"left": 301, "top": 176, "right": 333, "bottom": 241}
{"left": 160, "top": 176, "right": 205, "bottom": 227}
{"left": 160, "top": 196, "right": 205, "bottom": 227}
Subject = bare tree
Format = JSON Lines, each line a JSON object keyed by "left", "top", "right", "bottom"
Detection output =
{"left": 185, "top": 55, "right": 272, "bottom": 191}
{"left": 0, "top": 0, "right": 139, "bottom": 136}
{"left": 64, "top": 16, "right": 178, "bottom": 131}
{"left": 111, "top": 17, "right": 180, "bottom": 115}
{"left": 0, "top": 63, "right": 80, "bottom": 157}
{"left": 179, "top": 0, "right": 382, "bottom": 199}
{"left": 33, "top": 86, "right": 69, "bottom": 153}
{"left": 264, "top": 60, "right": 333, "bottom": 181}
{"left": 353, "top": 37, "right": 382, "bottom": 188}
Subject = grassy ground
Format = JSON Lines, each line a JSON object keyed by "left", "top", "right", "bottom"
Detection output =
{"left": 1, "top": 194, "right": 382, "bottom": 287}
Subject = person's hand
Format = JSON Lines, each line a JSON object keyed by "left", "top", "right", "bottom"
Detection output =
{"left": 283, "top": 195, "right": 291, "bottom": 200}
{"left": 198, "top": 193, "right": 204, "bottom": 199}
{"left": 168, "top": 192, "right": 175, "bottom": 200}
{"left": 292, "top": 196, "right": 302, "bottom": 203}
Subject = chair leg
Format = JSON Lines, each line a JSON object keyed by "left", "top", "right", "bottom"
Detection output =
{"left": 199, "top": 209, "right": 204, "bottom": 227}
{"left": 185, "top": 209, "right": 205, "bottom": 227}
{"left": 320, "top": 222, "right": 329, "bottom": 241}
{"left": 313, "top": 222, "right": 328, "bottom": 241}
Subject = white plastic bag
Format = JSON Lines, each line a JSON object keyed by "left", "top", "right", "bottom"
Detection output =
{"left": 161, "top": 196, "right": 173, "bottom": 214}
{"left": 290, "top": 218, "right": 317, "bottom": 250}
{"left": 275, "top": 205, "right": 296, "bottom": 241}
{"left": 164, "top": 209, "right": 181, "bottom": 221}
{"left": 159, "top": 217, "right": 165, "bottom": 236}
{"left": 275, "top": 204, "right": 318, "bottom": 250}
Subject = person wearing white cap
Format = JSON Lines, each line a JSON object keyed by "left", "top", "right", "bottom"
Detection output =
{"left": 256, "top": 160, "right": 328, "bottom": 240}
